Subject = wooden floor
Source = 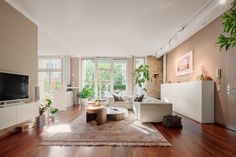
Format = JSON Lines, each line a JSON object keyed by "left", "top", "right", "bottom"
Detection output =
{"left": 0, "top": 105, "right": 236, "bottom": 157}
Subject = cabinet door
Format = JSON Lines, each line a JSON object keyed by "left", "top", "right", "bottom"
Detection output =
{"left": 17, "top": 102, "right": 39, "bottom": 123}
{"left": 66, "top": 91, "right": 73, "bottom": 107}
{"left": 0, "top": 106, "right": 17, "bottom": 130}
{"left": 186, "top": 81, "right": 202, "bottom": 122}
{"left": 161, "top": 84, "right": 170, "bottom": 102}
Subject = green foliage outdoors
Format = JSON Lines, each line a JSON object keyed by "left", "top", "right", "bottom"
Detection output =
{"left": 82, "top": 60, "right": 127, "bottom": 97}
{"left": 134, "top": 65, "right": 150, "bottom": 91}
{"left": 217, "top": 0, "right": 236, "bottom": 51}
{"left": 114, "top": 84, "right": 126, "bottom": 90}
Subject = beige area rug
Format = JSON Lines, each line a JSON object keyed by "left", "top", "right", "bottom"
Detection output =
{"left": 40, "top": 110, "right": 171, "bottom": 147}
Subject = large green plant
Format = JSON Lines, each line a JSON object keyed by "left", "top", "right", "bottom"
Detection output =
{"left": 134, "top": 65, "right": 150, "bottom": 92}
{"left": 77, "top": 86, "right": 94, "bottom": 99}
{"left": 217, "top": 0, "right": 236, "bottom": 51}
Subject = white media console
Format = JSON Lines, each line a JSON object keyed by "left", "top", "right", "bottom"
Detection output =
{"left": 0, "top": 101, "right": 39, "bottom": 130}
{"left": 161, "top": 81, "right": 214, "bottom": 123}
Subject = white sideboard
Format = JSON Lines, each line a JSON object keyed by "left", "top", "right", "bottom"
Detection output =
{"left": 161, "top": 81, "right": 214, "bottom": 123}
{"left": 0, "top": 101, "right": 39, "bottom": 130}
{"left": 53, "top": 89, "right": 73, "bottom": 110}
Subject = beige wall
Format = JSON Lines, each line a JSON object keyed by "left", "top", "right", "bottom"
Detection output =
{"left": 0, "top": 0, "right": 38, "bottom": 102}
{"left": 147, "top": 56, "right": 163, "bottom": 98}
{"left": 166, "top": 15, "right": 236, "bottom": 128}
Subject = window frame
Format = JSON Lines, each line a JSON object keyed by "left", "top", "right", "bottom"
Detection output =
{"left": 38, "top": 56, "right": 63, "bottom": 97}
{"left": 81, "top": 57, "right": 128, "bottom": 98}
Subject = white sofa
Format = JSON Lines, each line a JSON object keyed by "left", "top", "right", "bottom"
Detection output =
{"left": 107, "top": 96, "right": 133, "bottom": 109}
{"left": 132, "top": 96, "right": 172, "bottom": 123}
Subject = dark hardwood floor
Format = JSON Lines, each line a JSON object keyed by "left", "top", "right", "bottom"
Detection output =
{"left": 0, "top": 105, "right": 236, "bottom": 157}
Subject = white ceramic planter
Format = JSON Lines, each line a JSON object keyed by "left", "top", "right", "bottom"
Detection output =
{"left": 80, "top": 98, "right": 88, "bottom": 105}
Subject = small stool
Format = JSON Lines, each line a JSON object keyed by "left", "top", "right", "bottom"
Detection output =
{"left": 86, "top": 105, "right": 107, "bottom": 125}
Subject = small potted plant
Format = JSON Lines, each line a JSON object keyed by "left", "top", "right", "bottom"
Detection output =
{"left": 49, "top": 107, "right": 59, "bottom": 121}
{"left": 77, "top": 86, "right": 94, "bottom": 105}
{"left": 44, "top": 98, "right": 59, "bottom": 121}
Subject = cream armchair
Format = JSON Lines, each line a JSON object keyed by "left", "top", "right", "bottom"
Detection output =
{"left": 107, "top": 96, "right": 133, "bottom": 109}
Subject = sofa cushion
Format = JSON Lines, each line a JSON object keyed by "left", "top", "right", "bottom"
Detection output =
{"left": 143, "top": 96, "right": 161, "bottom": 103}
{"left": 113, "top": 94, "right": 124, "bottom": 101}
{"left": 134, "top": 94, "right": 144, "bottom": 102}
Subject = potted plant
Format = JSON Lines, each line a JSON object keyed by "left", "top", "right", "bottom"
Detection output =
{"left": 217, "top": 0, "right": 236, "bottom": 51}
{"left": 133, "top": 65, "right": 150, "bottom": 93}
{"left": 36, "top": 103, "right": 47, "bottom": 128}
{"left": 44, "top": 98, "right": 59, "bottom": 121}
{"left": 77, "top": 86, "right": 94, "bottom": 105}
{"left": 49, "top": 107, "right": 59, "bottom": 121}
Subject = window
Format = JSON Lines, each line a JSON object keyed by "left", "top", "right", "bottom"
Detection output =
{"left": 81, "top": 58, "right": 127, "bottom": 99}
{"left": 81, "top": 59, "right": 96, "bottom": 90}
{"left": 135, "top": 57, "right": 145, "bottom": 68}
{"left": 113, "top": 59, "right": 127, "bottom": 95}
{"left": 38, "top": 58, "right": 62, "bottom": 98}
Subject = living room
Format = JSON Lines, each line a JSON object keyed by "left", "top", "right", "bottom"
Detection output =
{"left": 0, "top": 0, "right": 236, "bottom": 156}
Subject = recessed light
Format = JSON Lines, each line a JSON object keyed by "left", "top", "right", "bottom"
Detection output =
{"left": 219, "top": 0, "right": 226, "bottom": 4}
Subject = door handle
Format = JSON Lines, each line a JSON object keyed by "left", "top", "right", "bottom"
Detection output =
{"left": 227, "top": 84, "right": 236, "bottom": 95}
{"left": 218, "top": 84, "right": 236, "bottom": 95}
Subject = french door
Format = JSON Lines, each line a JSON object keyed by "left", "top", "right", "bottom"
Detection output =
{"left": 81, "top": 58, "right": 127, "bottom": 99}
{"left": 95, "top": 59, "right": 113, "bottom": 99}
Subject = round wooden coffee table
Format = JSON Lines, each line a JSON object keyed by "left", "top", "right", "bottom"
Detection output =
{"left": 86, "top": 105, "right": 107, "bottom": 125}
{"left": 107, "top": 107, "right": 128, "bottom": 121}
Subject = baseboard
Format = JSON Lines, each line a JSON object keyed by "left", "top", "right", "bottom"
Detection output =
{"left": 226, "top": 125, "right": 236, "bottom": 132}
{"left": 212, "top": 122, "right": 236, "bottom": 132}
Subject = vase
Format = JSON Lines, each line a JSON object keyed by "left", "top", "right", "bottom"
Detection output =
{"left": 50, "top": 114, "right": 56, "bottom": 121}
{"left": 80, "top": 98, "right": 88, "bottom": 105}
{"left": 36, "top": 114, "right": 45, "bottom": 128}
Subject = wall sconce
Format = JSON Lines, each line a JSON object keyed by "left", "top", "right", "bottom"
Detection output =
{"left": 153, "top": 73, "right": 159, "bottom": 79}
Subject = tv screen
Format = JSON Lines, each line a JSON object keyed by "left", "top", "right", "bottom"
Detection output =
{"left": 0, "top": 72, "right": 29, "bottom": 102}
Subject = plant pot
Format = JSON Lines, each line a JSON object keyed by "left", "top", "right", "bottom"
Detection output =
{"left": 36, "top": 114, "right": 45, "bottom": 128}
{"left": 50, "top": 114, "right": 56, "bottom": 121}
{"left": 80, "top": 98, "right": 88, "bottom": 106}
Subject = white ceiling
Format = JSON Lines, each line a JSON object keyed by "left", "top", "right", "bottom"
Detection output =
{"left": 5, "top": 0, "right": 232, "bottom": 57}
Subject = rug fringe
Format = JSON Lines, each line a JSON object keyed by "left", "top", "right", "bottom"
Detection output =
{"left": 40, "top": 141, "right": 172, "bottom": 147}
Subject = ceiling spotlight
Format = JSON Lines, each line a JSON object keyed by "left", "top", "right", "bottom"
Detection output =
{"left": 219, "top": 0, "right": 226, "bottom": 4}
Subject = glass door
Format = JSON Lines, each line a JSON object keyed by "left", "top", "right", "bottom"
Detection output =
{"left": 81, "top": 58, "right": 128, "bottom": 99}
{"left": 96, "top": 59, "right": 113, "bottom": 99}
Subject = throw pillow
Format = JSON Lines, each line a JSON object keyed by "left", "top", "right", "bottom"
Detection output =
{"left": 134, "top": 94, "right": 144, "bottom": 102}
{"left": 113, "top": 94, "right": 124, "bottom": 102}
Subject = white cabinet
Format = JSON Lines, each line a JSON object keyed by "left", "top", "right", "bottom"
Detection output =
{"left": 53, "top": 89, "right": 73, "bottom": 110}
{"left": 17, "top": 101, "right": 39, "bottom": 123}
{"left": 0, "top": 106, "right": 17, "bottom": 130}
{"left": 161, "top": 81, "right": 214, "bottom": 123}
{"left": 0, "top": 101, "right": 39, "bottom": 130}
{"left": 65, "top": 91, "right": 73, "bottom": 108}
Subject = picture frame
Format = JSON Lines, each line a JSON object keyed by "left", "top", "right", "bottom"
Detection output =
{"left": 176, "top": 51, "right": 193, "bottom": 76}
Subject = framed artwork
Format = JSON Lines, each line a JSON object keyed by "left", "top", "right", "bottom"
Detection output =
{"left": 176, "top": 51, "right": 193, "bottom": 76}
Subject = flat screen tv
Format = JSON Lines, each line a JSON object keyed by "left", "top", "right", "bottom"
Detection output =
{"left": 0, "top": 72, "right": 29, "bottom": 102}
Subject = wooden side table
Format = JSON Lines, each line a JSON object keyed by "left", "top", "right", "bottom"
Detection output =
{"left": 86, "top": 105, "right": 107, "bottom": 125}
